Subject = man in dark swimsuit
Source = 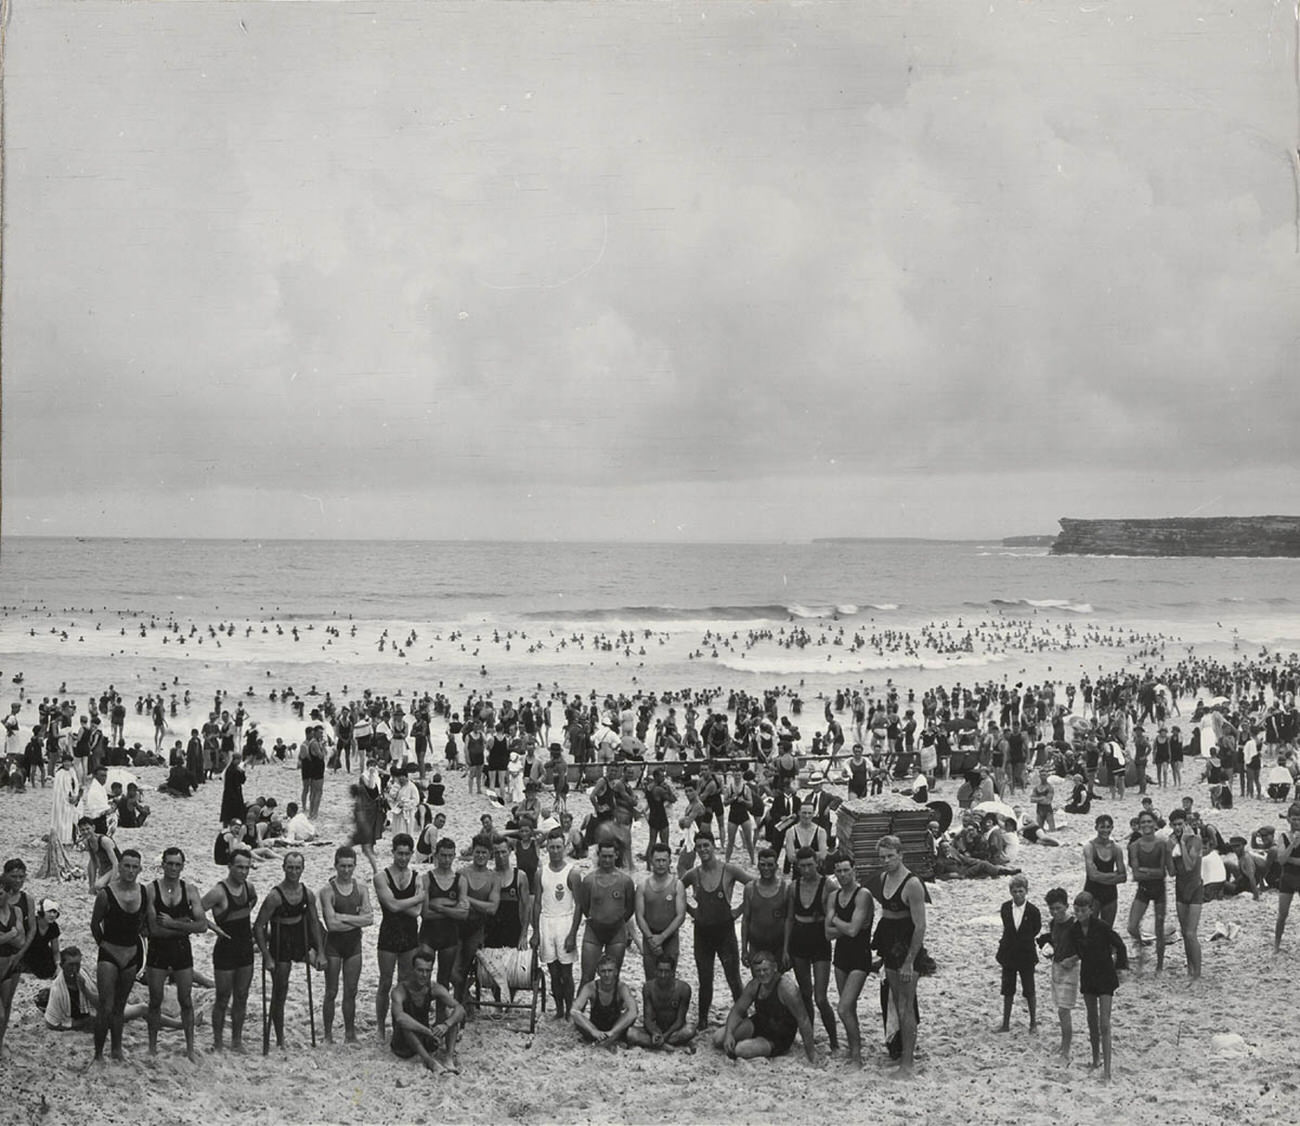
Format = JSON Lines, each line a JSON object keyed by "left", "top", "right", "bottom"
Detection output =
{"left": 713, "top": 948, "right": 818, "bottom": 1064}
{"left": 479, "top": 835, "right": 532, "bottom": 1004}
{"left": 319, "top": 845, "right": 373, "bottom": 1043}
{"left": 202, "top": 849, "right": 258, "bottom": 1052}
{"left": 571, "top": 954, "right": 638, "bottom": 1047}
{"left": 572, "top": 840, "right": 636, "bottom": 988}
{"left": 144, "top": 846, "right": 208, "bottom": 1059}
{"left": 90, "top": 847, "right": 145, "bottom": 1061}
{"left": 390, "top": 949, "right": 464, "bottom": 1073}
{"left": 681, "top": 832, "right": 750, "bottom": 1031}
{"left": 873, "top": 834, "right": 927, "bottom": 1077}
{"left": 374, "top": 834, "right": 424, "bottom": 1043}
{"left": 254, "top": 851, "right": 325, "bottom": 1049}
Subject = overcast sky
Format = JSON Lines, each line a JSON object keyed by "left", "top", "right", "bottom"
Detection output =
{"left": 3, "top": 0, "right": 1298, "bottom": 541}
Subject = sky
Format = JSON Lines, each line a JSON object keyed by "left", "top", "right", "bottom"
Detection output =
{"left": 3, "top": 0, "right": 1298, "bottom": 541}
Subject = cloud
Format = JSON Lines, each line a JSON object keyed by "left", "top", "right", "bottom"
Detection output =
{"left": 3, "top": 1, "right": 1297, "bottom": 537}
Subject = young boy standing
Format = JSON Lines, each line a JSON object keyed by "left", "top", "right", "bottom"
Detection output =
{"left": 1036, "top": 887, "right": 1078, "bottom": 1063}
{"left": 994, "top": 874, "right": 1040, "bottom": 1032}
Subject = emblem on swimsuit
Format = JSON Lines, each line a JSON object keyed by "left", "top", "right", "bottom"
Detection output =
{"left": 555, "top": 886, "right": 565, "bottom": 901}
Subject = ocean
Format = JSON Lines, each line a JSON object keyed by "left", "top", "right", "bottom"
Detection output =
{"left": 1, "top": 537, "right": 1298, "bottom": 709}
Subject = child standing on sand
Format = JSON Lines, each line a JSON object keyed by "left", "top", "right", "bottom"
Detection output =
{"left": 1036, "top": 887, "right": 1077, "bottom": 1063}
{"left": 1069, "top": 890, "right": 1127, "bottom": 1081}
{"left": 994, "top": 874, "right": 1040, "bottom": 1033}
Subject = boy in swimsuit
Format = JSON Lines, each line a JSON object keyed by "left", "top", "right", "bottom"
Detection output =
{"left": 144, "top": 846, "right": 208, "bottom": 1059}
{"left": 1126, "top": 811, "right": 1172, "bottom": 970}
{"left": 320, "top": 845, "right": 373, "bottom": 1043}
{"left": 1036, "top": 887, "right": 1078, "bottom": 1064}
{"left": 90, "top": 847, "right": 145, "bottom": 1061}
{"left": 1273, "top": 803, "right": 1300, "bottom": 951}
{"left": 626, "top": 956, "right": 695, "bottom": 1050}
{"left": 390, "top": 950, "right": 464, "bottom": 1073}
{"left": 255, "top": 851, "right": 326, "bottom": 1049}
{"left": 571, "top": 955, "right": 638, "bottom": 1048}
{"left": 1167, "top": 809, "right": 1203, "bottom": 980}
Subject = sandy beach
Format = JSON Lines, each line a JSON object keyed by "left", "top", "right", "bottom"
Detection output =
{"left": 0, "top": 607, "right": 1296, "bottom": 1126}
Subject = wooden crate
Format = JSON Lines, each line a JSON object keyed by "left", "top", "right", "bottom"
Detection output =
{"left": 836, "top": 806, "right": 934, "bottom": 882}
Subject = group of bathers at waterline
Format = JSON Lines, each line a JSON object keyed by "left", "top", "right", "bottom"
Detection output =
{"left": 52, "top": 827, "right": 930, "bottom": 1074}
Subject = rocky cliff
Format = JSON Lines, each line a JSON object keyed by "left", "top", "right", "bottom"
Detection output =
{"left": 1051, "top": 516, "right": 1300, "bottom": 557}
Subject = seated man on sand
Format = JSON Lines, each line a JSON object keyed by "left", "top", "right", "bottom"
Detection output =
{"left": 571, "top": 955, "right": 638, "bottom": 1048}
{"left": 626, "top": 956, "right": 695, "bottom": 1051}
{"left": 390, "top": 949, "right": 464, "bottom": 1074}
{"left": 711, "top": 949, "right": 819, "bottom": 1066}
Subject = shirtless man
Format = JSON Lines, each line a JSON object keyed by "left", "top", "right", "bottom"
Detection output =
{"left": 681, "top": 831, "right": 751, "bottom": 1030}
{"left": 373, "top": 834, "right": 424, "bottom": 1042}
{"left": 626, "top": 955, "right": 695, "bottom": 1050}
{"left": 143, "top": 846, "right": 207, "bottom": 1059}
{"left": 202, "top": 849, "right": 258, "bottom": 1052}
{"left": 390, "top": 950, "right": 464, "bottom": 1074}
{"left": 319, "top": 845, "right": 373, "bottom": 1043}
{"left": 1126, "top": 810, "right": 1173, "bottom": 970}
{"left": 533, "top": 829, "right": 581, "bottom": 1018}
{"left": 572, "top": 839, "right": 637, "bottom": 987}
{"left": 571, "top": 955, "right": 638, "bottom": 1048}
{"left": 254, "top": 851, "right": 325, "bottom": 1049}
{"left": 740, "top": 848, "right": 788, "bottom": 967}
{"left": 90, "top": 847, "right": 145, "bottom": 1061}
{"left": 635, "top": 841, "right": 686, "bottom": 981}
{"left": 454, "top": 834, "right": 500, "bottom": 1004}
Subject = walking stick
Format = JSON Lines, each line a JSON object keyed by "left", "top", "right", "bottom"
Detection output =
{"left": 261, "top": 959, "right": 270, "bottom": 1056}
{"left": 305, "top": 958, "right": 317, "bottom": 1047}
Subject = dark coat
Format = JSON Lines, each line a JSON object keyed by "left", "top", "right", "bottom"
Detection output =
{"left": 996, "top": 900, "right": 1042, "bottom": 969}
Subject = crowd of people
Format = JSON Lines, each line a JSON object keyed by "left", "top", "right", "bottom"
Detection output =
{"left": 2, "top": 647, "right": 1300, "bottom": 1081}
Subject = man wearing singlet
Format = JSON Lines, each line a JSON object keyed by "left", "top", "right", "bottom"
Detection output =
{"left": 390, "top": 949, "right": 464, "bottom": 1074}
{"left": 571, "top": 955, "right": 638, "bottom": 1047}
{"left": 90, "top": 847, "right": 146, "bottom": 1061}
{"left": 626, "top": 955, "right": 695, "bottom": 1050}
{"left": 203, "top": 849, "right": 258, "bottom": 1052}
{"left": 373, "top": 834, "right": 424, "bottom": 1043}
{"left": 319, "top": 846, "right": 373, "bottom": 1043}
{"left": 784, "top": 846, "right": 837, "bottom": 1050}
{"left": 741, "top": 849, "right": 788, "bottom": 967}
{"left": 873, "top": 835, "right": 927, "bottom": 1077}
{"left": 254, "top": 851, "right": 325, "bottom": 1049}
{"left": 532, "top": 830, "right": 581, "bottom": 1018}
{"left": 478, "top": 834, "right": 532, "bottom": 1002}
{"left": 828, "top": 855, "right": 874, "bottom": 1067}
{"left": 144, "top": 847, "right": 207, "bottom": 1059}
{"left": 713, "top": 949, "right": 818, "bottom": 1064}
{"left": 636, "top": 842, "right": 686, "bottom": 980}
{"left": 454, "top": 834, "right": 500, "bottom": 1005}
{"left": 783, "top": 805, "right": 828, "bottom": 872}
{"left": 572, "top": 840, "right": 637, "bottom": 987}
{"left": 681, "top": 832, "right": 750, "bottom": 1031}
{"left": 420, "top": 837, "right": 467, "bottom": 999}
{"left": 1126, "top": 811, "right": 1172, "bottom": 970}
